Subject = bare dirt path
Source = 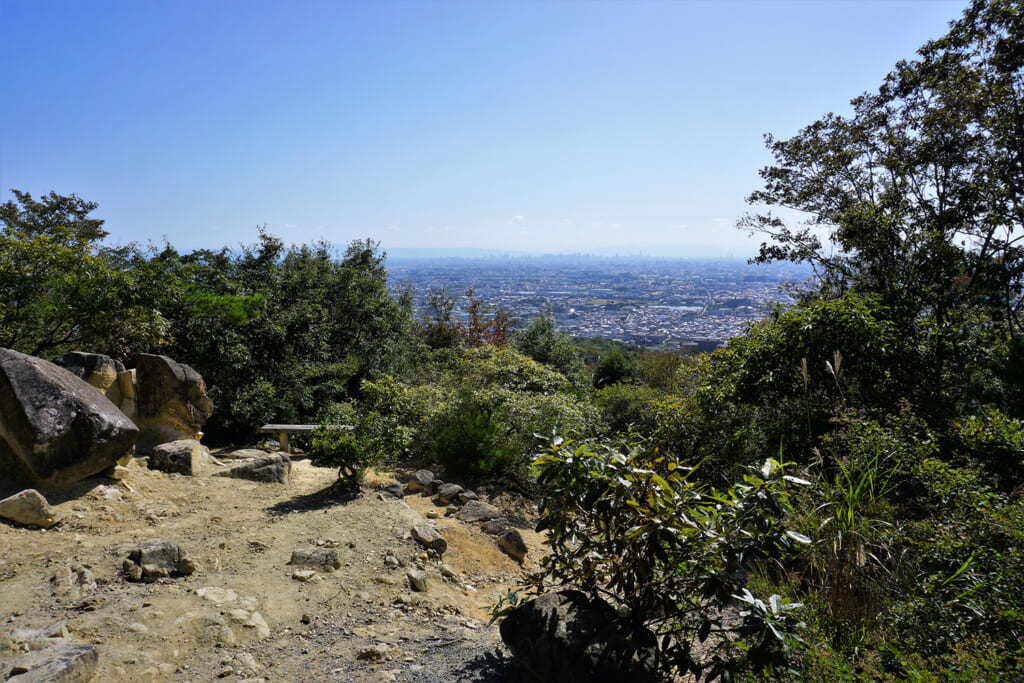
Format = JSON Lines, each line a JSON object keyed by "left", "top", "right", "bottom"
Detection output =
{"left": 1, "top": 453, "right": 545, "bottom": 682}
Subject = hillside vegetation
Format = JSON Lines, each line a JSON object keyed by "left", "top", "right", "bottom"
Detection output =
{"left": 5, "top": 1, "right": 1024, "bottom": 679}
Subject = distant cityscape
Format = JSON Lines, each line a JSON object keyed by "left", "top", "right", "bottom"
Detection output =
{"left": 387, "top": 256, "right": 814, "bottom": 351}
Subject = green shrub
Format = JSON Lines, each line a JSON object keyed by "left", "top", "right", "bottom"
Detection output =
{"left": 308, "top": 403, "right": 411, "bottom": 487}
{"left": 531, "top": 438, "right": 812, "bottom": 680}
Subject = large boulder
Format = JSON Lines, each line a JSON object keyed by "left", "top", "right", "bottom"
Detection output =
{"left": 0, "top": 348, "right": 138, "bottom": 488}
{"left": 500, "top": 590, "right": 659, "bottom": 683}
{"left": 50, "top": 351, "right": 137, "bottom": 421}
{"left": 149, "top": 439, "right": 211, "bottom": 476}
{"left": 135, "top": 354, "right": 213, "bottom": 451}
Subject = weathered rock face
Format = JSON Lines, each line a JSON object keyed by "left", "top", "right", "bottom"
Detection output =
{"left": 135, "top": 354, "right": 213, "bottom": 451}
{"left": 49, "top": 351, "right": 139, "bottom": 421}
{"left": 215, "top": 453, "right": 291, "bottom": 484}
{"left": 500, "top": 590, "right": 660, "bottom": 683}
{"left": 0, "top": 348, "right": 138, "bottom": 488}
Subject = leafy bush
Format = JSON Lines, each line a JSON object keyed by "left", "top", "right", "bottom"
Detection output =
{"left": 308, "top": 403, "right": 411, "bottom": 487}
{"left": 531, "top": 438, "right": 812, "bottom": 680}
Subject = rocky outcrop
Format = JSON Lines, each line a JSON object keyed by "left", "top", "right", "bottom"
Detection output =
{"left": 0, "top": 489, "right": 60, "bottom": 528}
{"left": 50, "top": 351, "right": 138, "bottom": 422}
{"left": 135, "top": 354, "right": 213, "bottom": 452}
{"left": 500, "top": 590, "right": 659, "bottom": 683}
{"left": 0, "top": 348, "right": 138, "bottom": 488}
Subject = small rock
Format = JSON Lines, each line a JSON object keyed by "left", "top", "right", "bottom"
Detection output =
{"left": 215, "top": 453, "right": 291, "bottom": 484}
{"left": 243, "top": 611, "right": 270, "bottom": 639}
{"left": 123, "top": 540, "right": 195, "bottom": 582}
{"left": 149, "top": 440, "right": 210, "bottom": 476}
{"left": 291, "top": 569, "right": 319, "bottom": 582}
{"left": 457, "top": 490, "right": 479, "bottom": 504}
{"left": 405, "top": 470, "right": 435, "bottom": 493}
{"left": 300, "top": 614, "right": 311, "bottom": 625}
{"left": 0, "top": 489, "right": 60, "bottom": 528}
{"left": 383, "top": 483, "right": 404, "bottom": 498}
{"left": 103, "top": 465, "right": 130, "bottom": 480}
{"left": 356, "top": 643, "right": 391, "bottom": 661}
{"left": 424, "top": 510, "right": 440, "bottom": 519}
{"left": 498, "top": 529, "right": 528, "bottom": 562}
{"left": 196, "top": 587, "right": 239, "bottom": 605}
{"left": 481, "top": 518, "right": 511, "bottom": 534}
{"left": 406, "top": 569, "right": 429, "bottom": 592}
{"left": 435, "top": 482, "right": 464, "bottom": 505}
{"left": 410, "top": 525, "right": 447, "bottom": 554}
{"left": 288, "top": 548, "right": 342, "bottom": 571}
{"left": 5, "top": 643, "right": 99, "bottom": 683}
{"left": 440, "top": 564, "right": 457, "bottom": 579}
{"left": 444, "top": 505, "right": 460, "bottom": 516}
{"left": 456, "top": 500, "right": 502, "bottom": 523}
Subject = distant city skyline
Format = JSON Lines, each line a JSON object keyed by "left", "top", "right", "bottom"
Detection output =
{"left": 2, "top": 0, "right": 965, "bottom": 255}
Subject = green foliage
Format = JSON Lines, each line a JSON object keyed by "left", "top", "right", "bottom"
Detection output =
{"left": 592, "top": 350, "right": 636, "bottom": 388}
{"left": 308, "top": 403, "right": 411, "bottom": 487}
{"left": 0, "top": 190, "right": 170, "bottom": 358}
{"left": 952, "top": 406, "right": 1024, "bottom": 491}
{"left": 532, "top": 438, "right": 811, "bottom": 679}
{"left": 514, "top": 307, "right": 587, "bottom": 388}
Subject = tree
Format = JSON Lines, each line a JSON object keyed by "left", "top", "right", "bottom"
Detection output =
{"left": 740, "top": 0, "right": 1024, "bottom": 422}
{"left": 0, "top": 190, "right": 169, "bottom": 358}
{"left": 742, "top": 0, "right": 1024, "bottom": 333}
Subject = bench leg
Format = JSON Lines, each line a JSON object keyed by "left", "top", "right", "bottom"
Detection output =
{"left": 278, "top": 433, "right": 290, "bottom": 454}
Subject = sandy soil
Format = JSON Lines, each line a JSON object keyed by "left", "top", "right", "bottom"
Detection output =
{"left": 0, "top": 452, "right": 545, "bottom": 682}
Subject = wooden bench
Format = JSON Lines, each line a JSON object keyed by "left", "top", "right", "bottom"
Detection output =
{"left": 258, "top": 424, "right": 351, "bottom": 454}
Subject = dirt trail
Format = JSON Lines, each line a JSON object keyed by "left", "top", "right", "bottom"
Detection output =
{"left": 0, "top": 453, "right": 544, "bottom": 681}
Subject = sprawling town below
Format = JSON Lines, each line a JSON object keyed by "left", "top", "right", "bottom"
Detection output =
{"left": 388, "top": 256, "right": 813, "bottom": 350}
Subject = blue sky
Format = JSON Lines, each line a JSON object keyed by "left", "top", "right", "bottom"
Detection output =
{"left": 1, "top": 0, "right": 966, "bottom": 256}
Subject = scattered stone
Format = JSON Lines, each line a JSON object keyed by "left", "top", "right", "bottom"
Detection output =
{"left": 300, "top": 614, "right": 312, "bottom": 625}
{"left": 444, "top": 505, "right": 460, "bottom": 516}
{"left": 7, "top": 622, "right": 69, "bottom": 651}
{"left": 0, "top": 348, "right": 138, "bottom": 488}
{"left": 435, "top": 483, "right": 464, "bottom": 505}
{"left": 148, "top": 439, "right": 210, "bottom": 476}
{"left": 195, "top": 614, "right": 236, "bottom": 647}
{"left": 440, "top": 564, "right": 457, "bottom": 579}
{"left": 215, "top": 453, "right": 291, "bottom": 484}
{"left": 405, "top": 470, "right": 434, "bottom": 493}
{"left": 5, "top": 643, "right": 99, "bottom": 683}
{"left": 500, "top": 590, "right": 659, "bottom": 683}
{"left": 356, "top": 643, "right": 391, "bottom": 661}
{"left": 288, "top": 548, "right": 341, "bottom": 571}
{"left": 410, "top": 525, "right": 446, "bottom": 554}
{"left": 481, "top": 517, "right": 511, "bottom": 535}
{"left": 196, "top": 587, "right": 239, "bottom": 605}
{"left": 383, "top": 552, "right": 401, "bottom": 569}
{"left": 456, "top": 500, "right": 501, "bottom": 523}
{"left": 122, "top": 540, "right": 196, "bottom": 582}
{"left": 457, "top": 490, "right": 479, "bottom": 504}
{"left": 51, "top": 565, "right": 96, "bottom": 595}
{"left": 424, "top": 510, "right": 440, "bottom": 519}
{"left": 291, "top": 569, "right": 320, "bottom": 582}
{"left": 383, "top": 483, "right": 404, "bottom": 498}
{"left": 498, "top": 528, "right": 529, "bottom": 562}
{"left": 102, "top": 464, "right": 130, "bottom": 480}
{"left": 0, "top": 489, "right": 60, "bottom": 528}
{"left": 243, "top": 611, "right": 270, "bottom": 639}
{"left": 406, "top": 569, "right": 429, "bottom": 592}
